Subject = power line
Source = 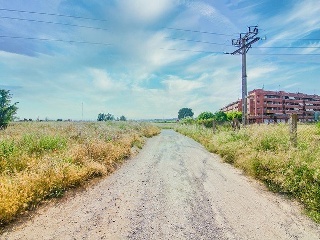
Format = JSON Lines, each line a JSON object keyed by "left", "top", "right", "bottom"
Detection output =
{"left": 160, "top": 47, "right": 223, "bottom": 54}
{"left": 254, "top": 46, "right": 320, "bottom": 49}
{"left": 249, "top": 53, "right": 320, "bottom": 56}
{"left": 0, "top": 35, "right": 112, "bottom": 46}
{"left": 165, "top": 27, "right": 234, "bottom": 37}
{"left": 0, "top": 7, "right": 108, "bottom": 22}
{"left": 264, "top": 38, "right": 320, "bottom": 41}
{"left": 165, "top": 37, "right": 320, "bottom": 49}
{"left": 0, "top": 16, "right": 108, "bottom": 31}
{"left": 165, "top": 37, "right": 230, "bottom": 46}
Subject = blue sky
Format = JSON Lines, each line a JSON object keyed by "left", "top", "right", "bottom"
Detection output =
{"left": 0, "top": 0, "right": 319, "bottom": 120}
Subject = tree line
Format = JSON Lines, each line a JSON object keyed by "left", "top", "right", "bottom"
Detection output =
{"left": 97, "top": 113, "right": 127, "bottom": 121}
{"left": 178, "top": 107, "right": 242, "bottom": 127}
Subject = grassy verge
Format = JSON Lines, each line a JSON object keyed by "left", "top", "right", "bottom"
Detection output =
{"left": 0, "top": 121, "right": 160, "bottom": 227}
{"left": 175, "top": 123, "right": 320, "bottom": 222}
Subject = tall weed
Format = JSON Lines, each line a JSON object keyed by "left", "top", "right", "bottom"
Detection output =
{"left": 0, "top": 121, "right": 160, "bottom": 227}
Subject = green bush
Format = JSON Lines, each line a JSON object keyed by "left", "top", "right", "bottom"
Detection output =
{"left": 180, "top": 116, "right": 195, "bottom": 125}
{"left": 21, "top": 134, "right": 67, "bottom": 155}
{"left": 197, "top": 118, "right": 214, "bottom": 128}
{"left": 198, "top": 111, "right": 214, "bottom": 120}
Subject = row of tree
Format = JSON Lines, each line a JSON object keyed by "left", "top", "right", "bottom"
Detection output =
{"left": 97, "top": 113, "right": 127, "bottom": 121}
{"left": 198, "top": 111, "right": 242, "bottom": 122}
{"left": 178, "top": 107, "right": 242, "bottom": 124}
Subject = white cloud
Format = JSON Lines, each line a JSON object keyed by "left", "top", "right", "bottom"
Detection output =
{"left": 260, "top": 0, "right": 320, "bottom": 48}
{"left": 162, "top": 76, "right": 204, "bottom": 93}
{"left": 89, "top": 68, "right": 127, "bottom": 92}
{"left": 117, "top": 0, "right": 175, "bottom": 23}
{"left": 285, "top": 0, "right": 320, "bottom": 27}
{"left": 248, "top": 65, "right": 277, "bottom": 81}
{"left": 186, "top": 1, "right": 238, "bottom": 33}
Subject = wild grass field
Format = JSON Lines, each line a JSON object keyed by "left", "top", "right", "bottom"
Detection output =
{"left": 0, "top": 121, "right": 160, "bottom": 226}
{"left": 175, "top": 123, "right": 320, "bottom": 222}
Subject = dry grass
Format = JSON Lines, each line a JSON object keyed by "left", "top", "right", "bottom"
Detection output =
{"left": 0, "top": 121, "right": 160, "bottom": 226}
{"left": 175, "top": 123, "right": 320, "bottom": 222}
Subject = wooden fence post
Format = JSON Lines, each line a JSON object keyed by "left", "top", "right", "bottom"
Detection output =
{"left": 290, "top": 114, "right": 298, "bottom": 147}
{"left": 212, "top": 120, "right": 216, "bottom": 134}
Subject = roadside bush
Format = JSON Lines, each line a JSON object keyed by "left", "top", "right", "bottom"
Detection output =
{"left": 197, "top": 118, "right": 214, "bottom": 128}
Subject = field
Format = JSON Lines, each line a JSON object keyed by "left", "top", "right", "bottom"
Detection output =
{"left": 174, "top": 123, "right": 320, "bottom": 222}
{"left": 0, "top": 121, "right": 160, "bottom": 226}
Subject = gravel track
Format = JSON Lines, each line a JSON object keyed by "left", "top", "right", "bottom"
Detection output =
{"left": 2, "top": 129, "right": 320, "bottom": 239}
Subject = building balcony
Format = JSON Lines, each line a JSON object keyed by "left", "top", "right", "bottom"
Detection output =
{"left": 266, "top": 104, "right": 282, "bottom": 108}
{"left": 305, "top": 105, "right": 320, "bottom": 110}
{"left": 265, "top": 110, "right": 281, "bottom": 114}
{"left": 284, "top": 110, "right": 304, "bottom": 114}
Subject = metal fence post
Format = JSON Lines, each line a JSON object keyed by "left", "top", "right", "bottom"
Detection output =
{"left": 290, "top": 114, "right": 298, "bottom": 147}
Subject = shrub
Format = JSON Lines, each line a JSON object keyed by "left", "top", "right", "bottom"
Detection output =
{"left": 198, "top": 111, "right": 214, "bottom": 120}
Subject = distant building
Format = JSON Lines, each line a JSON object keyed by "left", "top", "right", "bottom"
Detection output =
{"left": 220, "top": 100, "right": 242, "bottom": 113}
{"left": 221, "top": 89, "right": 320, "bottom": 123}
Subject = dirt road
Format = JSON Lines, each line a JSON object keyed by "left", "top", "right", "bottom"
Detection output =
{"left": 2, "top": 130, "right": 320, "bottom": 239}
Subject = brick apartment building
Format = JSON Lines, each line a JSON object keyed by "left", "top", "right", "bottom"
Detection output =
{"left": 221, "top": 89, "right": 320, "bottom": 123}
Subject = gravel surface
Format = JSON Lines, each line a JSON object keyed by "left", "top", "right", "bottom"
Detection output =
{"left": 2, "top": 129, "right": 320, "bottom": 240}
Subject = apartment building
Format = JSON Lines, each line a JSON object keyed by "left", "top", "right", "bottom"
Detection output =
{"left": 221, "top": 89, "right": 320, "bottom": 123}
{"left": 220, "top": 100, "right": 242, "bottom": 113}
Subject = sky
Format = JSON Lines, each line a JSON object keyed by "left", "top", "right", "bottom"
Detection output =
{"left": 0, "top": 0, "right": 319, "bottom": 120}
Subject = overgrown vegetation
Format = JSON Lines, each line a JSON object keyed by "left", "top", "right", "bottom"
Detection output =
{"left": 175, "top": 123, "right": 320, "bottom": 222}
{"left": 0, "top": 121, "right": 160, "bottom": 227}
{"left": 179, "top": 111, "right": 242, "bottom": 128}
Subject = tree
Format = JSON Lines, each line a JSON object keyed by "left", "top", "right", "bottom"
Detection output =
{"left": 226, "top": 111, "right": 242, "bottom": 121}
{"left": 198, "top": 111, "right": 214, "bottom": 120}
{"left": 97, "top": 113, "right": 106, "bottom": 121}
{"left": 213, "top": 111, "right": 228, "bottom": 122}
{"left": 178, "top": 108, "right": 194, "bottom": 119}
{"left": 105, "top": 113, "right": 114, "bottom": 121}
{"left": 119, "top": 115, "right": 126, "bottom": 121}
{"left": 0, "top": 89, "right": 18, "bottom": 129}
{"left": 97, "top": 113, "right": 114, "bottom": 121}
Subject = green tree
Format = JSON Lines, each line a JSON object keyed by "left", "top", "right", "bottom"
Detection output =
{"left": 178, "top": 108, "right": 194, "bottom": 119}
{"left": 119, "top": 115, "right": 127, "bottom": 121}
{"left": 0, "top": 89, "right": 18, "bottom": 129}
{"left": 226, "top": 111, "right": 242, "bottom": 121}
{"left": 97, "top": 113, "right": 114, "bottom": 121}
{"left": 105, "top": 113, "right": 114, "bottom": 121}
{"left": 97, "top": 113, "right": 106, "bottom": 121}
{"left": 213, "top": 111, "right": 228, "bottom": 122}
{"left": 198, "top": 111, "right": 214, "bottom": 120}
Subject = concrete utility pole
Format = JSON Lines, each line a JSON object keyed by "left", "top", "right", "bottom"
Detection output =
{"left": 229, "top": 26, "right": 260, "bottom": 125}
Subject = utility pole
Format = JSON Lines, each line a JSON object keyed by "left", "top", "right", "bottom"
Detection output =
{"left": 229, "top": 26, "right": 260, "bottom": 125}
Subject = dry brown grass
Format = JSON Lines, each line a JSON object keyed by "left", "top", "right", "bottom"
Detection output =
{"left": 0, "top": 121, "right": 160, "bottom": 226}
